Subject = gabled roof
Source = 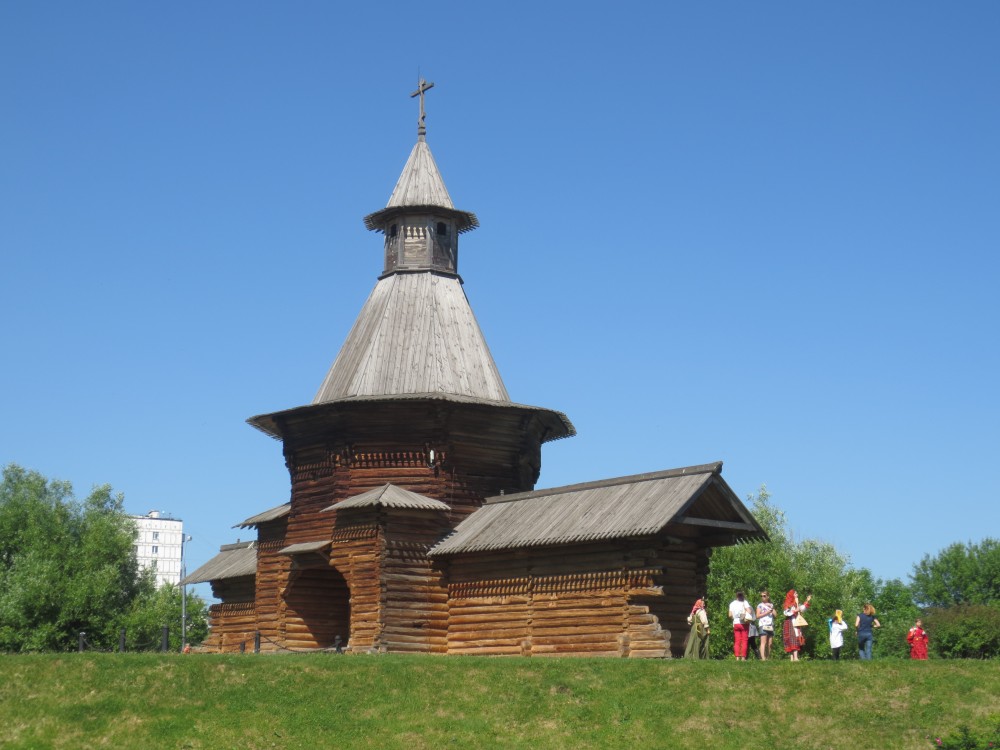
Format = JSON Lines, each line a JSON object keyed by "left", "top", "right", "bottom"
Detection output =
{"left": 181, "top": 541, "right": 256, "bottom": 584}
{"left": 235, "top": 502, "right": 291, "bottom": 529}
{"left": 324, "top": 483, "right": 450, "bottom": 512}
{"left": 364, "top": 139, "right": 478, "bottom": 233}
{"left": 429, "top": 462, "right": 765, "bottom": 557}
{"left": 313, "top": 272, "right": 510, "bottom": 404}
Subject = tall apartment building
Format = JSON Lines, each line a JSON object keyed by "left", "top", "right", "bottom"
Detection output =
{"left": 131, "top": 510, "right": 184, "bottom": 587}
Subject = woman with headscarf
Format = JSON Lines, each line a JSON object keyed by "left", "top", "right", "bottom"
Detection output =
{"left": 828, "top": 609, "right": 848, "bottom": 660}
{"left": 684, "top": 598, "right": 710, "bottom": 659}
{"left": 782, "top": 589, "right": 812, "bottom": 661}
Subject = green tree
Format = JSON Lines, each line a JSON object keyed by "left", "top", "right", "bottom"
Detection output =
{"left": 909, "top": 539, "right": 1000, "bottom": 608}
{"left": 870, "top": 577, "right": 921, "bottom": 659}
{"left": 706, "top": 486, "right": 914, "bottom": 660}
{"left": 0, "top": 464, "right": 208, "bottom": 652}
{"left": 122, "top": 583, "right": 209, "bottom": 651}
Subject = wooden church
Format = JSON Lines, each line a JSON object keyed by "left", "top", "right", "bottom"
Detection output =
{"left": 184, "top": 83, "right": 766, "bottom": 658}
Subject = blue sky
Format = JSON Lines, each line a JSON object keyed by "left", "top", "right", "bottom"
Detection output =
{"left": 2, "top": 2, "right": 997, "bottom": 600}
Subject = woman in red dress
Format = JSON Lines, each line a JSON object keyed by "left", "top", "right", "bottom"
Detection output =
{"left": 781, "top": 589, "right": 812, "bottom": 661}
{"left": 906, "top": 619, "right": 929, "bottom": 659}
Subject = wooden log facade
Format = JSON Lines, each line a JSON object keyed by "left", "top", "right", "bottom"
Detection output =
{"left": 441, "top": 531, "right": 709, "bottom": 658}
{"left": 182, "top": 105, "right": 766, "bottom": 656}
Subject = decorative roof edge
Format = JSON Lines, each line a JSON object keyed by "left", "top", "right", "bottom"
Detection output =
{"left": 363, "top": 205, "right": 479, "bottom": 234}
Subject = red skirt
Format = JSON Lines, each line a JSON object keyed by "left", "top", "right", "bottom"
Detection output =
{"left": 782, "top": 618, "right": 805, "bottom": 653}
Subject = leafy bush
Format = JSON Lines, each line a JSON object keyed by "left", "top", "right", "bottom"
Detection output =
{"left": 929, "top": 718, "right": 1000, "bottom": 749}
{"left": 924, "top": 604, "right": 1000, "bottom": 659}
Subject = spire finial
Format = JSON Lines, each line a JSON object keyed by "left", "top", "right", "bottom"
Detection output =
{"left": 410, "top": 78, "right": 435, "bottom": 140}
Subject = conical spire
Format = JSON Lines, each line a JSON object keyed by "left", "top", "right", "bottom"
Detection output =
{"left": 384, "top": 139, "right": 455, "bottom": 210}
{"left": 364, "top": 82, "right": 478, "bottom": 235}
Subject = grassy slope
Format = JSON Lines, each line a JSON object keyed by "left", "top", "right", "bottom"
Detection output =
{"left": 1, "top": 654, "right": 997, "bottom": 749}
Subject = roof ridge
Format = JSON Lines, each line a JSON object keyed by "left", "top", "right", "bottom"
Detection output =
{"left": 486, "top": 462, "right": 724, "bottom": 505}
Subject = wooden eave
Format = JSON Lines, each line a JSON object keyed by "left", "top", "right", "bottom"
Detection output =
{"left": 234, "top": 502, "right": 291, "bottom": 529}
{"left": 247, "top": 394, "right": 575, "bottom": 445}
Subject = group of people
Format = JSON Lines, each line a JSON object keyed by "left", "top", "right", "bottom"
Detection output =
{"left": 684, "top": 590, "right": 931, "bottom": 660}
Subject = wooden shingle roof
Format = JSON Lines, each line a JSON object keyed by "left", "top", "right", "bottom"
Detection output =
{"left": 429, "top": 462, "right": 764, "bottom": 557}
{"left": 324, "top": 483, "right": 450, "bottom": 512}
{"left": 181, "top": 541, "right": 256, "bottom": 584}
{"left": 313, "top": 272, "right": 510, "bottom": 404}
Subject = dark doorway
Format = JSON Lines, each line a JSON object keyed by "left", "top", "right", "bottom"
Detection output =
{"left": 283, "top": 566, "right": 351, "bottom": 649}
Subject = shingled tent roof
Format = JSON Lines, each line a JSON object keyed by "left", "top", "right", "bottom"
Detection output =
{"left": 181, "top": 541, "right": 256, "bottom": 585}
{"left": 312, "top": 272, "right": 509, "bottom": 404}
{"left": 429, "top": 462, "right": 765, "bottom": 557}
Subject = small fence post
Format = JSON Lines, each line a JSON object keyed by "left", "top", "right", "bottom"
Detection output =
{"left": 239, "top": 640, "right": 246, "bottom": 654}
{"left": 119, "top": 628, "right": 127, "bottom": 653}
{"left": 254, "top": 631, "right": 261, "bottom": 654}
{"left": 161, "top": 626, "right": 169, "bottom": 652}
{"left": 334, "top": 635, "right": 343, "bottom": 654}
{"left": 78, "top": 632, "right": 86, "bottom": 653}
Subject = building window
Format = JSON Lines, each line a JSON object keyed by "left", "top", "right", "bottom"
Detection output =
{"left": 436, "top": 222, "right": 447, "bottom": 236}
{"left": 152, "top": 532, "right": 159, "bottom": 541}
{"left": 390, "top": 224, "right": 398, "bottom": 237}
{"left": 152, "top": 546, "right": 158, "bottom": 555}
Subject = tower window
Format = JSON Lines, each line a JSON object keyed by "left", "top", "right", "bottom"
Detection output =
{"left": 390, "top": 224, "right": 398, "bottom": 238}
{"left": 436, "top": 222, "right": 447, "bottom": 236}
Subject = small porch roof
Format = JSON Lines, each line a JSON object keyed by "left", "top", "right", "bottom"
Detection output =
{"left": 324, "top": 483, "right": 449, "bottom": 512}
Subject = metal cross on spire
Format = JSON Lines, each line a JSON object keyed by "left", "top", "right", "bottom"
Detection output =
{"left": 411, "top": 78, "right": 435, "bottom": 140}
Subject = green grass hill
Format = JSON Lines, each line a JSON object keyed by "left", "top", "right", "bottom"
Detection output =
{"left": 2, "top": 654, "right": 997, "bottom": 749}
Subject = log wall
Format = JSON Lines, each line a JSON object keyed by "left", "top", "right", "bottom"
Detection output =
{"left": 380, "top": 509, "right": 451, "bottom": 654}
{"left": 443, "top": 537, "right": 711, "bottom": 658}
{"left": 203, "top": 600, "right": 256, "bottom": 653}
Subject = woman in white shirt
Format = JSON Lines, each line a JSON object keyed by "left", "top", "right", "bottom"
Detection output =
{"left": 755, "top": 591, "right": 776, "bottom": 660}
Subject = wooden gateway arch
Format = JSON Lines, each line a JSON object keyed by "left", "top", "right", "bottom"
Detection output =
{"left": 183, "top": 84, "right": 766, "bottom": 657}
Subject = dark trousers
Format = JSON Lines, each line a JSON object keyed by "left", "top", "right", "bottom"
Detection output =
{"left": 832, "top": 646, "right": 841, "bottom": 660}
